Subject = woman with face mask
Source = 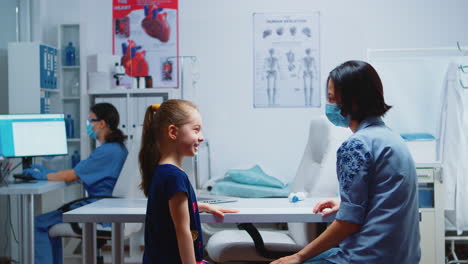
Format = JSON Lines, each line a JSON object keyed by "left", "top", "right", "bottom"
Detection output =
{"left": 271, "top": 61, "right": 420, "bottom": 264}
{"left": 23, "top": 102, "right": 128, "bottom": 264}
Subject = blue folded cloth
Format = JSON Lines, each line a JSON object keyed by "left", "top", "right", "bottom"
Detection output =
{"left": 400, "top": 133, "right": 435, "bottom": 141}
{"left": 211, "top": 180, "right": 290, "bottom": 198}
{"left": 224, "top": 165, "right": 286, "bottom": 189}
{"left": 211, "top": 165, "right": 290, "bottom": 198}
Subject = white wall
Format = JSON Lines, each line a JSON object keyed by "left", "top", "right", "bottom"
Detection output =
{"left": 76, "top": 0, "right": 468, "bottom": 183}
{"left": 39, "top": 0, "right": 81, "bottom": 46}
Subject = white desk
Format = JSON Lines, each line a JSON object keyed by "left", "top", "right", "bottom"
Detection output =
{"left": 0, "top": 180, "right": 75, "bottom": 264}
{"left": 63, "top": 197, "right": 336, "bottom": 264}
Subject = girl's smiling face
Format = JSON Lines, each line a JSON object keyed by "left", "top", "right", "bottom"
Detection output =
{"left": 175, "top": 108, "right": 204, "bottom": 157}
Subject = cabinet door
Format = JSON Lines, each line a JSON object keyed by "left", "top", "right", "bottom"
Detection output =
{"left": 420, "top": 210, "right": 436, "bottom": 264}
{"left": 129, "top": 94, "right": 165, "bottom": 126}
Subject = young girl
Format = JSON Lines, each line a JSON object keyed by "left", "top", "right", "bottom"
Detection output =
{"left": 139, "top": 99, "right": 238, "bottom": 264}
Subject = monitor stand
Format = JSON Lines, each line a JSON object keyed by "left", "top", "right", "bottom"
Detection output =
{"left": 12, "top": 157, "right": 36, "bottom": 184}
{"left": 22, "top": 157, "right": 33, "bottom": 170}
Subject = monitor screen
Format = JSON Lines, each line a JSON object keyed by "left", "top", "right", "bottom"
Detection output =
{"left": 0, "top": 114, "right": 68, "bottom": 158}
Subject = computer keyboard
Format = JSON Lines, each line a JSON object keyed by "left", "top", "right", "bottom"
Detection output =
{"left": 201, "top": 199, "right": 237, "bottom": 204}
{"left": 13, "top": 174, "right": 36, "bottom": 182}
{"left": 197, "top": 196, "right": 238, "bottom": 204}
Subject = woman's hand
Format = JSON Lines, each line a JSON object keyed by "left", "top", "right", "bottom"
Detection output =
{"left": 270, "top": 253, "right": 303, "bottom": 264}
{"left": 313, "top": 200, "right": 340, "bottom": 217}
{"left": 198, "top": 203, "right": 239, "bottom": 217}
{"left": 23, "top": 164, "right": 56, "bottom": 180}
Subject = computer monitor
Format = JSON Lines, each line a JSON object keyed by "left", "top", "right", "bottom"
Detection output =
{"left": 0, "top": 114, "right": 68, "bottom": 169}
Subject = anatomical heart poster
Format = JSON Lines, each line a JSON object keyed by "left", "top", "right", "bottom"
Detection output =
{"left": 253, "top": 13, "right": 320, "bottom": 108}
{"left": 113, "top": 0, "right": 179, "bottom": 88}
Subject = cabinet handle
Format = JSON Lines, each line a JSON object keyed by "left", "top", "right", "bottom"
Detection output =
{"left": 435, "top": 168, "right": 443, "bottom": 183}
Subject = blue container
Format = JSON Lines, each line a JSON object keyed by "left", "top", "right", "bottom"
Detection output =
{"left": 65, "top": 42, "right": 76, "bottom": 66}
{"left": 65, "top": 114, "right": 74, "bottom": 138}
{"left": 418, "top": 187, "right": 434, "bottom": 208}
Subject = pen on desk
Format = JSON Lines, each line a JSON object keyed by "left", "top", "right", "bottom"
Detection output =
{"left": 6, "top": 162, "right": 13, "bottom": 174}
{"left": 7, "top": 162, "right": 21, "bottom": 175}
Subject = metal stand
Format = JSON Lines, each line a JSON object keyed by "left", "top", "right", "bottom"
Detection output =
{"left": 166, "top": 56, "right": 199, "bottom": 100}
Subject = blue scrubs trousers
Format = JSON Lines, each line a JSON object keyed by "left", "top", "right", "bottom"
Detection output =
{"left": 35, "top": 209, "right": 64, "bottom": 264}
{"left": 304, "top": 248, "right": 339, "bottom": 264}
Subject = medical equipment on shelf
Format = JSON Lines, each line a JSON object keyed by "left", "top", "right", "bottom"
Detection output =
{"left": 113, "top": 62, "right": 125, "bottom": 88}
{"left": 65, "top": 42, "right": 76, "bottom": 66}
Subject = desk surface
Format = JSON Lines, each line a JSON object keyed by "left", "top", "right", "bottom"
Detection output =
{"left": 63, "top": 197, "right": 336, "bottom": 224}
{"left": 0, "top": 180, "right": 74, "bottom": 195}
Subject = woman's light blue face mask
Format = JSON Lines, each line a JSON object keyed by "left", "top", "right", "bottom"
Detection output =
{"left": 86, "top": 119, "right": 99, "bottom": 140}
{"left": 325, "top": 103, "right": 350, "bottom": 128}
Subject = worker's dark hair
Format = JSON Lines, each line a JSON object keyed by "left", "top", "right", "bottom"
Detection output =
{"left": 328, "top": 60, "right": 392, "bottom": 121}
{"left": 90, "top": 103, "right": 126, "bottom": 143}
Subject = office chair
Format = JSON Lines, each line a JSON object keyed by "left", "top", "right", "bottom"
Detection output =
{"left": 205, "top": 116, "right": 351, "bottom": 263}
{"left": 48, "top": 127, "right": 145, "bottom": 263}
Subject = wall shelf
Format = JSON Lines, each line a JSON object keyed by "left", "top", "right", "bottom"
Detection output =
{"left": 418, "top": 176, "right": 434, "bottom": 184}
{"left": 62, "top": 66, "right": 80, "bottom": 70}
{"left": 59, "top": 23, "right": 82, "bottom": 169}
{"left": 62, "top": 96, "right": 80, "bottom": 100}
{"left": 88, "top": 88, "right": 176, "bottom": 95}
{"left": 41, "top": 88, "right": 60, "bottom": 93}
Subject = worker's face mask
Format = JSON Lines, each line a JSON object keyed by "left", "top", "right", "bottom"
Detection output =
{"left": 325, "top": 103, "right": 350, "bottom": 128}
{"left": 86, "top": 123, "right": 98, "bottom": 140}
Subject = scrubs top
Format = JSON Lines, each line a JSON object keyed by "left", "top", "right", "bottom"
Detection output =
{"left": 143, "top": 164, "right": 203, "bottom": 264}
{"left": 74, "top": 142, "right": 128, "bottom": 198}
{"left": 328, "top": 117, "right": 421, "bottom": 264}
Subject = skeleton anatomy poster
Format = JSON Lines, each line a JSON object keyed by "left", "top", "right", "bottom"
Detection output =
{"left": 113, "top": 0, "right": 179, "bottom": 89}
{"left": 253, "top": 13, "right": 320, "bottom": 108}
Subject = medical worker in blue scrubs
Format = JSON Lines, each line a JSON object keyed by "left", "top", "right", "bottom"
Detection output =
{"left": 23, "top": 102, "right": 128, "bottom": 264}
{"left": 271, "top": 61, "right": 421, "bottom": 264}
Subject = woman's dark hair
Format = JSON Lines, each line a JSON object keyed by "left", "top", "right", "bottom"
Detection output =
{"left": 328, "top": 60, "right": 392, "bottom": 121}
{"left": 90, "top": 103, "right": 126, "bottom": 143}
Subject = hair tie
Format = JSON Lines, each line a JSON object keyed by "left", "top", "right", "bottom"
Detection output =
{"left": 152, "top": 104, "right": 161, "bottom": 110}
